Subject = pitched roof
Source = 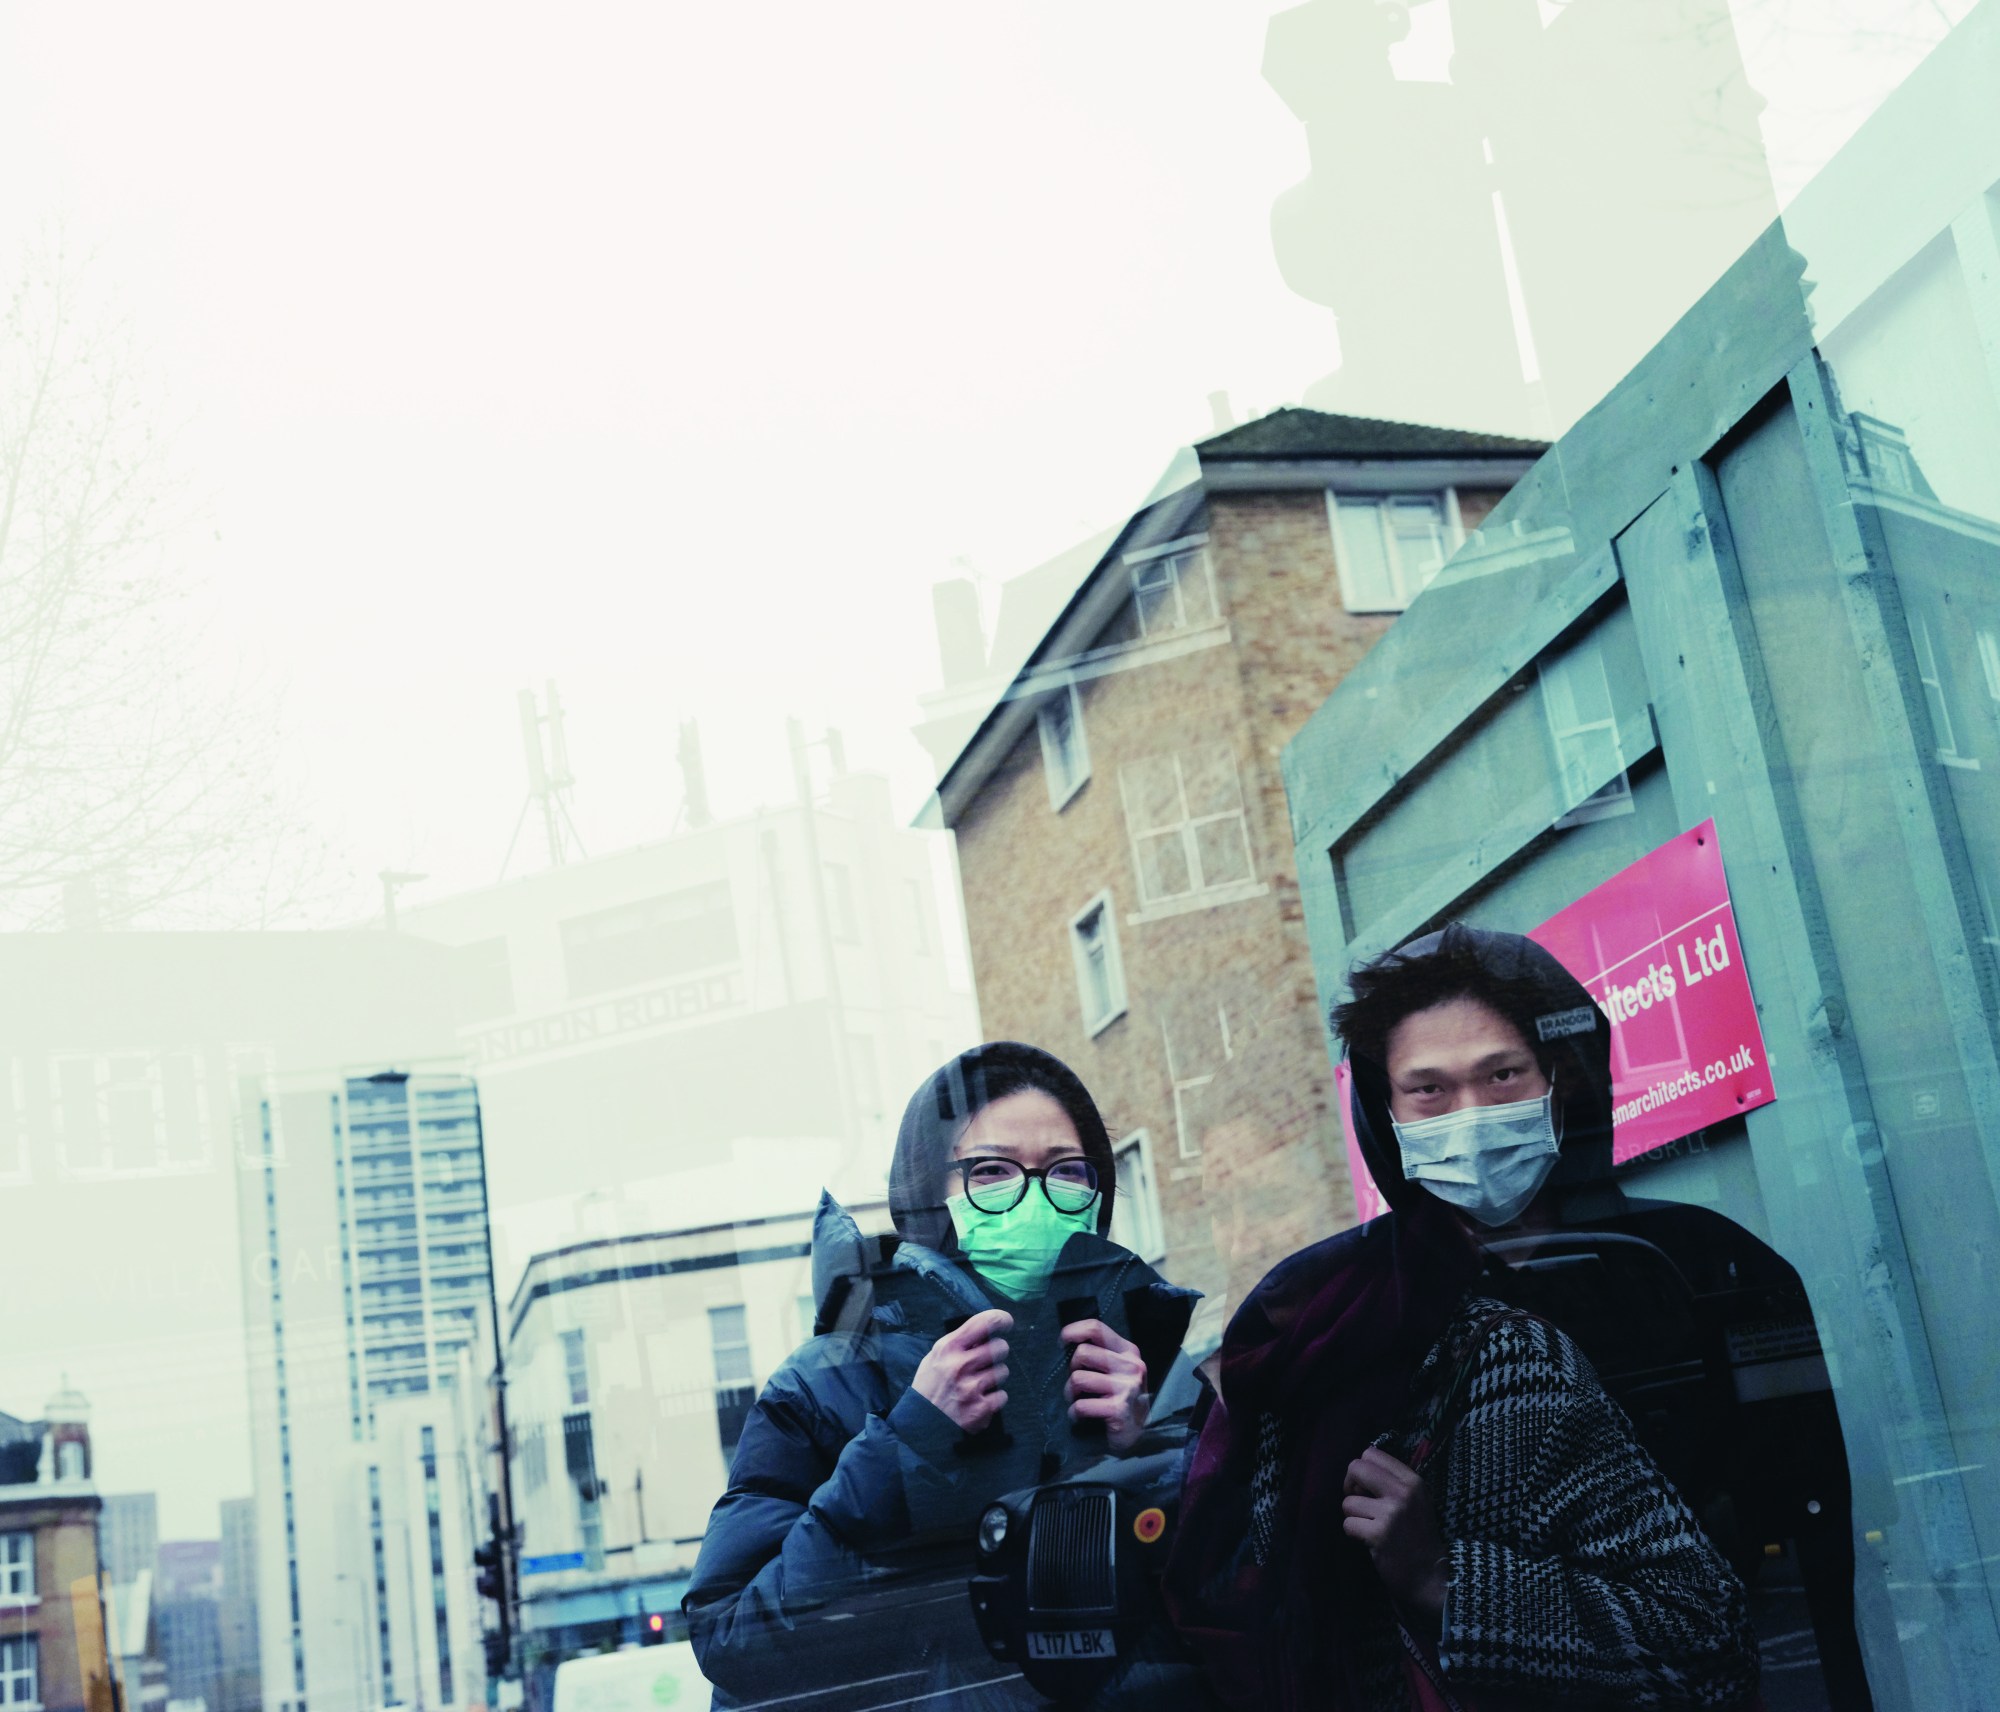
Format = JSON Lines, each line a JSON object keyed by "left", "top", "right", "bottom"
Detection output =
{"left": 1197, "top": 406, "right": 1548, "bottom": 462}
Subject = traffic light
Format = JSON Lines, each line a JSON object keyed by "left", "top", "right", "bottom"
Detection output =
{"left": 474, "top": 1539, "right": 507, "bottom": 1607}
{"left": 641, "top": 1611, "right": 666, "bottom": 1646}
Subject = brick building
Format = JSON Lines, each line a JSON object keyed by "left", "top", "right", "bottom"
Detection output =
{"left": 0, "top": 1388, "right": 113, "bottom": 1712}
{"left": 921, "top": 408, "right": 1541, "bottom": 1332}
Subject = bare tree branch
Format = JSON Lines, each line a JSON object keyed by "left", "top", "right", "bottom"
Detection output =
{"left": 0, "top": 231, "right": 342, "bottom": 929}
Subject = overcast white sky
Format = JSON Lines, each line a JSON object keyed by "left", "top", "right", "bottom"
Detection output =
{"left": 0, "top": 0, "right": 1967, "bottom": 916}
{"left": 0, "top": 0, "right": 1974, "bottom": 1537}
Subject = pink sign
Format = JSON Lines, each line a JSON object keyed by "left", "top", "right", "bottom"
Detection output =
{"left": 1335, "top": 819, "right": 1774, "bottom": 1218}
{"left": 1529, "top": 818, "right": 1772, "bottom": 1164}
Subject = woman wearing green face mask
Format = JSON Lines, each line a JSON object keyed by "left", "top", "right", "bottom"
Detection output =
{"left": 686, "top": 1042, "right": 1200, "bottom": 1711}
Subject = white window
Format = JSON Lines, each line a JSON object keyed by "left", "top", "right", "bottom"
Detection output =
{"left": 561, "top": 1328, "right": 589, "bottom": 1407}
{"left": 1977, "top": 630, "right": 2000, "bottom": 703}
{"left": 708, "top": 1305, "right": 753, "bottom": 1388}
{"left": 1328, "top": 493, "right": 1453, "bottom": 612}
{"left": 1977, "top": 873, "right": 2000, "bottom": 951}
{"left": 824, "top": 864, "right": 860, "bottom": 942}
{"left": 1069, "top": 895, "right": 1128, "bottom": 1037}
{"left": 1110, "top": 1132, "right": 1166, "bottom": 1264}
{"left": 1037, "top": 684, "right": 1091, "bottom": 809}
{"left": 905, "top": 878, "right": 930, "bottom": 953}
{"left": 57, "top": 1443, "right": 82, "bottom": 1482}
{"left": 1118, "top": 748, "right": 1256, "bottom": 906}
{"left": 1911, "top": 613, "right": 1970, "bottom": 764}
{"left": 1128, "top": 545, "right": 1217, "bottom": 638}
{"left": 1539, "top": 648, "right": 1633, "bottom": 826}
{"left": 0, "top": 1534, "right": 31, "bottom": 1599}
{"left": 0, "top": 1636, "right": 35, "bottom": 1707}
{"left": 1162, "top": 1007, "right": 1231, "bottom": 1160}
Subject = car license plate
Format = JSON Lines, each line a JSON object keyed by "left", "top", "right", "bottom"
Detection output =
{"left": 1027, "top": 1629, "right": 1116, "bottom": 1660}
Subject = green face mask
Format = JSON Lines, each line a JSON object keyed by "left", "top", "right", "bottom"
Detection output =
{"left": 948, "top": 1190, "right": 1097, "bottom": 1300}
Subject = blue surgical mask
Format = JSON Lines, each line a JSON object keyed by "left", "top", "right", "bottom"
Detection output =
{"left": 1391, "top": 1090, "right": 1561, "bottom": 1228}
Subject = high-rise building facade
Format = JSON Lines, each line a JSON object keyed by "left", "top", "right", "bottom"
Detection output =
{"left": 97, "top": 1493, "right": 158, "bottom": 1590}
{"left": 215, "top": 1499, "right": 261, "bottom": 1712}
{"left": 238, "top": 1070, "right": 495, "bottom": 1712}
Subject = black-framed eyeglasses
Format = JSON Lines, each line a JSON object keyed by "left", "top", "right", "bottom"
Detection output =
{"left": 952, "top": 1155, "right": 1100, "bottom": 1216}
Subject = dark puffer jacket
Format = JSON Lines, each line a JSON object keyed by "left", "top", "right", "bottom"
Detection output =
{"left": 685, "top": 1194, "right": 1197, "bottom": 1710}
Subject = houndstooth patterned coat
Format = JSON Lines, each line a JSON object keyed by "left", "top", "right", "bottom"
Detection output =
{"left": 1284, "top": 1292, "right": 1761, "bottom": 1709}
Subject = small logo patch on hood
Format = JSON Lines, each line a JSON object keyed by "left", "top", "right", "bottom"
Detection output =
{"left": 1536, "top": 1005, "right": 1599, "bottom": 1042}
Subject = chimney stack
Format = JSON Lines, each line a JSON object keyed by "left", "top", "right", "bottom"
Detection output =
{"left": 932, "top": 579, "right": 986, "bottom": 687}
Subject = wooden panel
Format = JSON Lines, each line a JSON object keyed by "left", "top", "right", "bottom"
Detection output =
{"left": 1283, "top": 545, "right": 1618, "bottom": 857}
{"left": 1656, "top": 405, "right": 2000, "bottom": 1703}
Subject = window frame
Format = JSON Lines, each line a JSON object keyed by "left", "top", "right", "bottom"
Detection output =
{"left": 707, "top": 1303, "right": 754, "bottom": 1388}
{"left": 1117, "top": 747, "right": 1258, "bottom": 909}
{"left": 0, "top": 1634, "right": 38, "bottom": 1708}
{"left": 1068, "top": 892, "right": 1128, "bottom": 1038}
{"left": 1325, "top": 490, "right": 1461, "bottom": 613}
{"left": 1037, "top": 683, "right": 1092, "bottom": 811}
{"left": 1538, "top": 647, "right": 1635, "bottom": 827}
{"left": 1911, "top": 612, "right": 1978, "bottom": 769}
{"left": 1978, "top": 629, "right": 2000, "bottom": 703}
{"left": 1110, "top": 1130, "right": 1166, "bottom": 1265}
{"left": 560, "top": 1327, "right": 590, "bottom": 1407}
{"left": 1124, "top": 536, "right": 1218, "bottom": 639}
{"left": 0, "top": 1534, "right": 32, "bottom": 1601}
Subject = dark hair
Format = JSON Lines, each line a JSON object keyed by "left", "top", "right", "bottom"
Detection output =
{"left": 888, "top": 1041, "right": 1118, "bottom": 1251}
{"left": 1331, "top": 922, "right": 1562, "bottom": 1074}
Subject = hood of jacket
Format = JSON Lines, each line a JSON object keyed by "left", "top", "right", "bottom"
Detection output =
{"left": 1347, "top": 922, "right": 1616, "bottom": 1212}
{"left": 887, "top": 1042, "right": 1119, "bottom": 1253}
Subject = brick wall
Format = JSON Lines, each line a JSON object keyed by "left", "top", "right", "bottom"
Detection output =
{"left": 0, "top": 1498, "right": 105, "bottom": 1712}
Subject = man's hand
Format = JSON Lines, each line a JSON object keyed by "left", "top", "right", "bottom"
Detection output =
{"left": 1342, "top": 1447, "right": 1449, "bottom": 1616}
{"left": 912, "top": 1309, "right": 1013, "bottom": 1433}
{"left": 1061, "top": 1319, "right": 1150, "bottom": 1453}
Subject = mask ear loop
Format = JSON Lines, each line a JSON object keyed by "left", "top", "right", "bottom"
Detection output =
{"left": 1547, "top": 1069, "right": 1565, "bottom": 1148}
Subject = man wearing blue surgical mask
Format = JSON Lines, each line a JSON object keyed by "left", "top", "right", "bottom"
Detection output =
{"left": 1379, "top": 988, "right": 1564, "bottom": 1232}
{"left": 1165, "top": 925, "right": 1759, "bottom": 1711}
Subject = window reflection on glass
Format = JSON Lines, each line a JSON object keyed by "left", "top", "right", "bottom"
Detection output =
{"left": 1110, "top": 1130, "right": 1165, "bottom": 1263}
{"left": 1330, "top": 492, "right": 1455, "bottom": 611}
{"left": 0, "top": 1637, "right": 38, "bottom": 1708}
{"left": 1037, "top": 683, "right": 1090, "bottom": 808}
{"left": 1541, "top": 646, "right": 1634, "bottom": 826}
{"left": 1119, "top": 747, "right": 1255, "bottom": 905}
{"left": 1129, "top": 544, "right": 1216, "bottom": 637}
{"left": 1068, "top": 894, "right": 1126, "bottom": 1034}
{"left": 1910, "top": 611, "right": 1973, "bottom": 766}
{"left": 560, "top": 1328, "right": 589, "bottom": 1408}
{"left": 706, "top": 1306, "right": 753, "bottom": 1389}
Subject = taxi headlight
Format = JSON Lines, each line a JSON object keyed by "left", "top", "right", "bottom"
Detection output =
{"left": 977, "top": 1503, "right": 1011, "bottom": 1556}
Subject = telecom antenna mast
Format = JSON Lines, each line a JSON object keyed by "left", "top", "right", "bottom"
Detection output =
{"left": 502, "top": 681, "right": 586, "bottom": 878}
